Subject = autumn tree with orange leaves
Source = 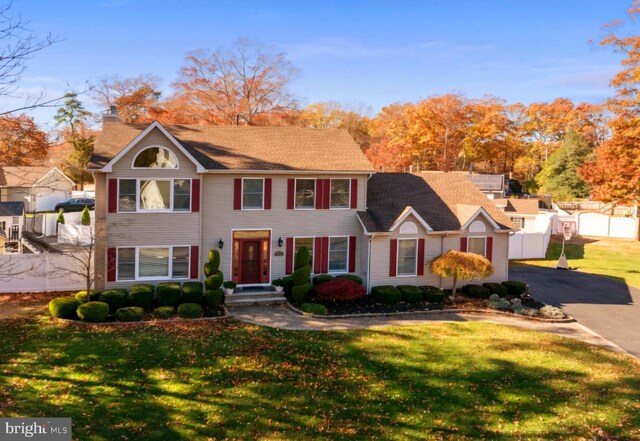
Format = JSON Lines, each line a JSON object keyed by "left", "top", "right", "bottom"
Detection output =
{"left": 0, "top": 114, "right": 48, "bottom": 165}
{"left": 93, "top": 75, "right": 162, "bottom": 124}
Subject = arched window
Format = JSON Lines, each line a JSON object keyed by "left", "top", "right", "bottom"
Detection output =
{"left": 469, "top": 220, "right": 486, "bottom": 233}
{"left": 133, "top": 147, "right": 178, "bottom": 168}
{"left": 399, "top": 221, "right": 418, "bottom": 234}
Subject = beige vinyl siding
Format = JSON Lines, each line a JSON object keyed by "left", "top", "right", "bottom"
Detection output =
{"left": 368, "top": 214, "right": 510, "bottom": 290}
{"left": 201, "top": 174, "right": 368, "bottom": 284}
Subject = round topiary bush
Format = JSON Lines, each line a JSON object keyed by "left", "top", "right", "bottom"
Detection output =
{"left": 502, "top": 280, "right": 528, "bottom": 297}
{"left": 156, "top": 282, "right": 181, "bottom": 306}
{"left": 77, "top": 301, "right": 110, "bottom": 323}
{"left": 421, "top": 286, "right": 445, "bottom": 303}
{"left": 462, "top": 284, "right": 491, "bottom": 299}
{"left": 312, "top": 274, "right": 334, "bottom": 286}
{"left": 178, "top": 303, "right": 202, "bottom": 319}
{"left": 115, "top": 306, "right": 145, "bottom": 322}
{"left": 292, "top": 266, "right": 311, "bottom": 286}
{"left": 292, "top": 283, "right": 311, "bottom": 305}
{"left": 371, "top": 285, "right": 401, "bottom": 305}
{"left": 301, "top": 303, "right": 328, "bottom": 315}
{"left": 205, "top": 272, "right": 223, "bottom": 290}
{"left": 397, "top": 285, "right": 424, "bottom": 303}
{"left": 204, "top": 289, "right": 224, "bottom": 307}
{"left": 127, "top": 284, "right": 154, "bottom": 310}
{"left": 482, "top": 282, "right": 509, "bottom": 298}
{"left": 335, "top": 274, "right": 363, "bottom": 285}
{"left": 182, "top": 282, "right": 203, "bottom": 303}
{"left": 74, "top": 290, "right": 100, "bottom": 303}
{"left": 152, "top": 306, "right": 175, "bottom": 319}
{"left": 48, "top": 297, "right": 80, "bottom": 319}
{"left": 99, "top": 289, "right": 128, "bottom": 313}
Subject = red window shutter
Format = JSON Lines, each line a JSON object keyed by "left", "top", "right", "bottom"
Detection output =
{"left": 315, "top": 179, "right": 323, "bottom": 209}
{"left": 108, "top": 179, "right": 117, "bottom": 213}
{"left": 350, "top": 178, "right": 358, "bottom": 209}
{"left": 234, "top": 178, "right": 242, "bottom": 210}
{"left": 417, "top": 238, "right": 425, "bottom": 276}
{"left": 285, "top": 238, "right": 294, "bottom": 274}
{"left": 190, "top": 246, "right": 199, "bottom": 279}
{"left": 460, "top": 237, "right": 468, "bottom": 252}
{"left": 321, "top": 237, "right": 329, "bottom": 273}
{"left": 191, "top": 179, "right": 200, "bottom": 212}
{"left": 264, "top": 178, "right": 272, "bottom": 210}
{"left": 348, "top": 236, "right": 357, "bottom": 272}
{"left": 323, "top": 179, "right": 331, "bottom": 209}
{"left": 486, "top": 237, "right": 493, "bottom": 262}
{"left": 287, "top": 179, "right": 295, "bottom": 209}
{"left": 107, "top": 247, "right": 116, "bottom": 282}
{"left": 314, "top": 237, "right": 322, "bottom": 274}
{"left": 389, "top": 239, "right": 398, "bottom": 277}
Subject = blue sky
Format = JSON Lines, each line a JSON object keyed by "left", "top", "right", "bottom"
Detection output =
{"left": 7, "top": 0, "right": 633, "bottom": 129}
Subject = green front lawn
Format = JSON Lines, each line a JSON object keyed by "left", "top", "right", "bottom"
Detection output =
{"left": 514, "top": 236, "right": 640, "bottom": 288}
{"left": 1, "top": 317, "right": 639, "bottom": 440}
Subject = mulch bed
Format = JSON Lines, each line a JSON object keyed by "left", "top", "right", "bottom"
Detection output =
{"left": 0, "top": 291, "right": 73, "bottom": 306}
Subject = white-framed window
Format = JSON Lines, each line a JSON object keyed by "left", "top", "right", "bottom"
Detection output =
{"left": 468, "top": 237, "right": 486, "bottom": 257}
{"left": 330, "top": 179, "right": 350, "bottom": 209}
{"left": 117, "top": 246, "right": 190, "bottom": 281}
{"left": 132, "top": 146, "right": 178, "bottom": 168}
{"left": 511, "top": 217, "right": 525, "bottom": 229}
{"left": 118, "top": 178, "right": 191, "bottom": 212}
{"left": 294, "top": 237, "right": 314, "bottom": 265}
{"left": 295, "top": 178, "right": 315, "bottom": 209}
{"left": 328, "top": 236, "right": 349, "bottom": 273}
{"left": 242, "top": 178, "right": 264, "bottom": 210}
{"left": 397, "top": 239, "right": 418, "bottom": 276}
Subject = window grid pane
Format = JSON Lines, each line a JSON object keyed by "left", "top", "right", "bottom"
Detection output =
{"left": 330, "top": 179, "right": 350, "bottom": 208}
{"left": 295, "top": 179, "right": 315, "bottom": 208}
{"left": 243, "top": 179, "right": 264, "bottom": 209}
{"left": 139, "top": 248, "right": 169, "bottom": 278}
{"left": 468, "top": 238, "right": 486, "bottom": 256}
{"left": 329, "top": 237, "right": 348, "bottom": 272}
{"left": 117, "top": 248, "right": 135, "bottom": 280}
{"left": 173, "top": 179, "right": 191, "bottom": 211}
{"left": 397, "top": 240, "right": 417, "bottom": 276}
{"left": 172, "top": 246, "right": 190, "bottom": 278}
{"left": 119, "top": 179, "right": 136, "bottom": 212}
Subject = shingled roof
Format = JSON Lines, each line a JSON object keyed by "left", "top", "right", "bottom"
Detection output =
{"left": 493, "top": 198, "right": 539, "bottom": 215}
{"left": 92, "top": 122, "right": 373, "bottom": 172}
{"left": 358, "top": 172, "right": 515, "bottom": 233}
{"left": 0, "top": 166, "right": 61, "bottom": 187}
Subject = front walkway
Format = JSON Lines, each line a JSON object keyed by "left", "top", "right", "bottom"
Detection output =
{"left": 228, "top": 304, "right": 630, "bottom": 356}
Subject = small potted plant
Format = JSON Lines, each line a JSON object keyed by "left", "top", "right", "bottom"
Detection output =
{"left": 222, "top": 280, "right": 237, "bottom": 296}
{"left": 272, "top": 278, "right": 284, "bottom": 293}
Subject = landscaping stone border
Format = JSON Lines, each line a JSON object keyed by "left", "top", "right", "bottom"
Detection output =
{"left": 286, "top": 302, "right": 576, "bottom": 324}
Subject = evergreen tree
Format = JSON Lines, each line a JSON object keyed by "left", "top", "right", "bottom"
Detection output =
{"left": 54, "top": 93, "right": 94, "bottom": 187}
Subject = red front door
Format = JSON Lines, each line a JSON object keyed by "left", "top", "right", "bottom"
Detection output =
{"left": 240, "top": 240, "right": 261, "bottom": 284}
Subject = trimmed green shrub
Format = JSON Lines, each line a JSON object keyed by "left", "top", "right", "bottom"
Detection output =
{"left": 301, "top": 303, "right": 328, "bottom": 315}
{"left": 294, "top": 246, "right": 311, "bottom": 270}
{"left": 371, "top": 285, "right": 401, "bottom": 305}
{"left": 204, "top": 289, "right": 224, "bottom": 307}
{"left": 205, "top": 272, "right": 223, "bottom": 290}
{"left": 206, "top": 249, "right": 221, "bottom": 273}
{"left": 502, "top": 280, "right": 528, "bottom": 297}
{"left": 77, "top": 301, "right": 109, "bottom": 323}
{"left": 482, "top": 282, "right": 509, "bottom": 298}
{"left": 115, "top": 306, "right": 144, "bottom": 322}
{"left": 397, "top": 285, "right": 423, "bottom": 303}
{"left": 156, "top": 282, "right": 181, "bottom": 306}
{"left": 292, "top": 283, "right": 311, "bottom": 305}
{"left": 48, "top": 297, "right": 80, "bottom": 319}
{"left": 99, "top": 289, "right": 128, "bottom": 313}
{"left": 335, "top": 274, "right": 363, "bottom": 285}
{"left": 312, "top": 274, "right": 335, "bottom": 286}
{"left": 153, "top": 306, "right": 175, "bottom": 319}
{"left": 182, "top": 282, "right": 203, "bottom": 303}
{"left": 292, "top": 266, "right": 311, "bottom": 286}
{"left": 178, "top": 303, "right": 202, "bottom": 319}
{"left": 81, "top": 206, "right": 91, "bottom": 226}
{"left": 283, "top": 276, "right": 295, "bottom": 296}
{"left": 74, "top": 290, "right": 100, "bottom": 303}
{"left": 462, "top": 284, "right": 491, "bottom": 299}
{"left": 127, "top": 284, "right": 154, "bottom": 309}
{"left": 421, "top": 286, "right": 445, "bottom": 303}
{"left": 316, "top": 279, "right": 366, "bottom": 302}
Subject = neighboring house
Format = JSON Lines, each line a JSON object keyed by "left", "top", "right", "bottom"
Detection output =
{"left": 493, "top": 198, "right": 539, "bottom": 233}
{"left": 357, "top": 173, "right": 514, "bottom": 288}
{"left": 493, "top": 198, "right": 554, "bottom": 259}
{"left": 0, "top": 166, "right": 75, "bottom": 212}
{"left": 90, "top": 115, "right": 514, "bottom": 291}
{"left": 466, "top": 173, "right": 506, "bottom": 199}
{"left": 0, "top": 201, "right": 24, "bottom": 254}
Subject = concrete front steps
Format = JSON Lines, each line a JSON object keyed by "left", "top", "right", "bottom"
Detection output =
{"left": 225, "top": 288, "right": 287, "bottom": 306}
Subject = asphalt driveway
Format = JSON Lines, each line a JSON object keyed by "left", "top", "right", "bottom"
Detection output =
{"left": 510, "top": 264, "right": 640, "bottom": 358}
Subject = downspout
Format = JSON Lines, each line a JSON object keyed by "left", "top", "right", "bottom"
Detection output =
{"left": 367, "top": 234, "right": 373, "bottom": 292}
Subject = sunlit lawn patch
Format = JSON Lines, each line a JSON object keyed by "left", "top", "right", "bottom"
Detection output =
{"left": 0, "top": 317, "right": 638, "bottom": 440}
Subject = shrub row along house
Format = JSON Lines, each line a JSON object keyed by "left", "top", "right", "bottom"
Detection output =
{"left": 90, "top": 108, "right": 515, "bottom": 292}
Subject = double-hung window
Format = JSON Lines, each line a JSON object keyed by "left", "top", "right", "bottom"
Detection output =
{"left": 328, "top": 236, "right": 348, "bottom": 273}
{"left": 468, "top": 237, "right": 486, "bottom": 257}
{"left": 295, "top": 179, "right": 315, "bottom": 209}
{"left": 117, "top": 246, "right": 190, "bottom": 281}
{"left": 397, "top": 239, "right": 417, "bottom": 276}
{"left": 330, "top": 179, "right": 350, "bottom": 209}
{"left": 118, "top": 179, "right": 191, "bottom": 212}
{"left": 242, "top": 178, "right": 264, "bottom": 210}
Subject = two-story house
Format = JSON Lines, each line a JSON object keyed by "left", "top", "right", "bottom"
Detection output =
{"left": 90, "top": 111, "right": 514, "bottom": 292}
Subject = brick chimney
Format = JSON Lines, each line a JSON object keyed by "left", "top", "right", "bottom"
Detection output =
{"left": 102, "top": 105, "right": 121, "bottom": 125}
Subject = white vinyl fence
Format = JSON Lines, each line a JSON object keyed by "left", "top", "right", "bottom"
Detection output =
{"left": 509, "top": 230, "right": 552, "bottom": 259}
{"left": 0, "top": 254, "right": 86, "bottom": 293}
{"left": 553, "top": 213, "right": 639, "bottom": 240}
